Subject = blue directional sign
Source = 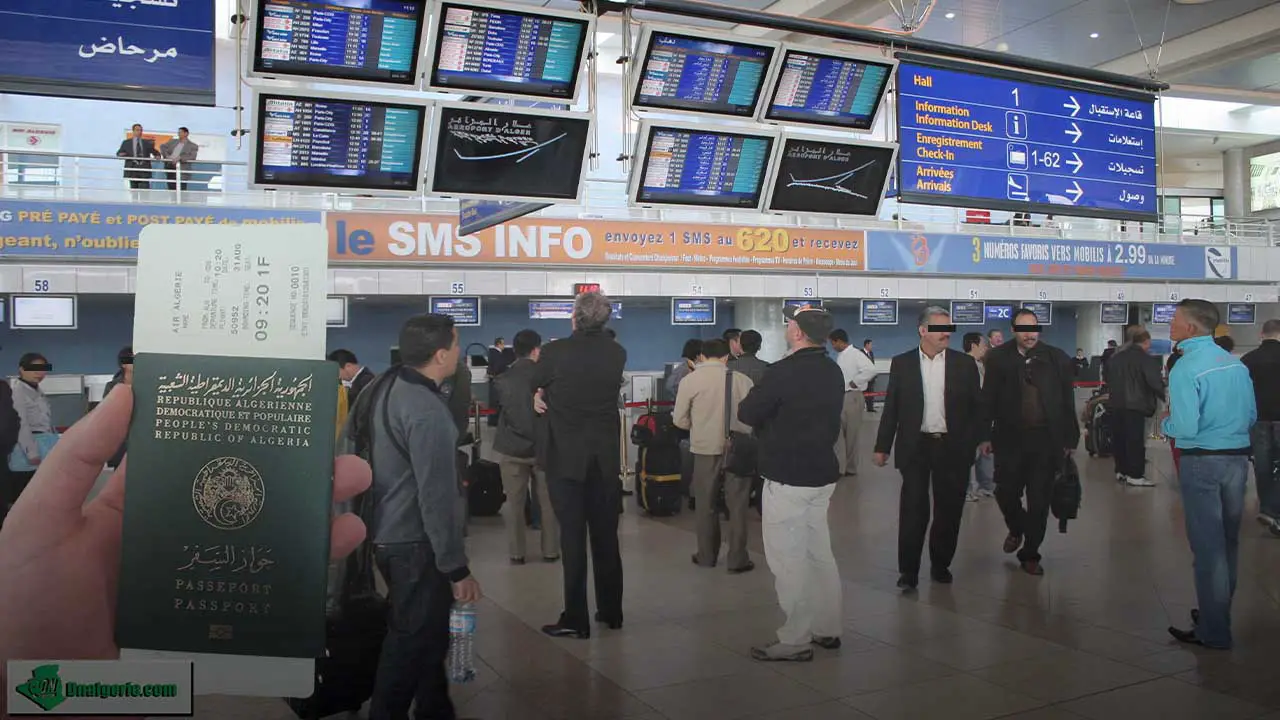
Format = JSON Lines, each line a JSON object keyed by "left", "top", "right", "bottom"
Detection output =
{"left": 896, "top": 56, "right": 1157, "bottom": 222}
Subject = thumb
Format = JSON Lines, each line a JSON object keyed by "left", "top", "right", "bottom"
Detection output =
{"left": 14, "top": 385, "right": 133, "bottom": 524}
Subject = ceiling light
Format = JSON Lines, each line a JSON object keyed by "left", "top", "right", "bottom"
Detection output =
{"left": 944, "top": 12, "right": 956, "bottom": 19}
{"left": 1090, "top": 32, "right": 1099, "bottom": 38}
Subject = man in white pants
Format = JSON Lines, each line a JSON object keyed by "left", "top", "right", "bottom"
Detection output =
{"left": 738, "top": 305, "right": 846, "bottom": 662}
{"left": 830, "top": 328, "right": 878, "bottom": 476}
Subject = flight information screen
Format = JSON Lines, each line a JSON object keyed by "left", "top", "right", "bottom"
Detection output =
{"left": 252, "top": 0, "right": 427, "bottom": 85}
{"left": 634, "top": 31, "right": 775, "bottom": 117}
{"left": 254, "top": 94, "right": 426, "bottom": 192}
{"left": 766, "top": 137, "right": 894, "bottom": 216}
{"left": 764, "top": 49, "right": 893, "bottom": 130}
{"left": 428, "top": 2, "right": 589, "bottom": 99}
{"left": 634, "top": 126, "right": 775, "bottom": 209}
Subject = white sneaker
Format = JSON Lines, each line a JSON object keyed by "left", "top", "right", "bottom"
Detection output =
{"left": 978, "top": 488, "right": 994, "bottom": 498}
{"left": 1257, "top": 512, "right": 1277, "bottom": 527}
{"left": 1125, "top": 476, "right": 1156, "bottom": 487}
{"left": 1116, "top": 473, "right": 1128, "bottom": 484}
{"left": 966, "top": 492, "right": 980, "bottom": 502}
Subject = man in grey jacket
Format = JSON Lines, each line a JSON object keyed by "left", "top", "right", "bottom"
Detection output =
{"left": 364, "top": 313, "right": 482, "bottom": 720}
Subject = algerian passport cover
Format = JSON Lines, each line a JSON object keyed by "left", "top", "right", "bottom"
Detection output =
{"left": 116, "top": 352, "right": 337, "bottom": 658}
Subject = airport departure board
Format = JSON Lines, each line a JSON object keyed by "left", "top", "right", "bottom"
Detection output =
{"left": 254, "top": 93, "right": 426, "bottom": 193}
{"left": 765, "top": 137, "right": 894, "bottom": 217}
{"left": 252, "top": 0, "right": 427, "bottom": 85}
{"left": 763, "top": 48, "right": 893, "bottom": 131}
{"left": 633, "top": 125, "right": 775, "bottom": 209}
{"left": 633, "top": 30, "right": 775, "bottom": 117}
{"left": 428, "top": 2, "right": 589, "bottom": 100}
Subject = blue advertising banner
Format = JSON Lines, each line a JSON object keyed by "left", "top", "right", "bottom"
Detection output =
{"left": 897, "top": 58, "right": 1156, "bottom": 221}
{"left": 459, "top": 199, "right": 552, "bottom": 237}
{"left": 0, "top": 200, "right": 322, "bottom": 259}
{"left": 0, "top": 0, "right": 215, "bottom": 105}
{"left": 867, "top": 231, "right": 1236, "bottom": 281}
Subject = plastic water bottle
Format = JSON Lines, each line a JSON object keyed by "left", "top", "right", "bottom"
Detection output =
{"left": 448, "top": 602, "right": 477, "bottom": 683}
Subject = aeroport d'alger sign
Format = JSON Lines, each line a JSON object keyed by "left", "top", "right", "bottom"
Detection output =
{"left": 0, "top": 199, "right": 1237, "bottom": 281}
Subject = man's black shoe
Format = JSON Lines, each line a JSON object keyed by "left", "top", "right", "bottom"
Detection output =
{"left": 931, "top": 568, "right": 953, "bottom": 584}
{"left": 728, "top": 561, "right": 756, "bottom": 575}
{"left": 594, "top": 612, "right": 623, "bottom": 630}
{"left": 812, "top": 636, "right": 842, "bottom": 650}
{"left": 897, "top": 574, "right": 918, "bottom": 592}
{"left": 541, "top": 623, "right": 590, "bottom": 639}
{"left": 1168, "top": 626, "right": 1204, "bottom": 646}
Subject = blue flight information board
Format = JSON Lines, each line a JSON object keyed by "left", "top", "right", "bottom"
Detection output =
{"left": 861, "top": 300, "right": 898, "bottom": 325}
{"left": 672, "top": 298, "right": 716, "bottom": 325}
{"left": 1227, "top": 303, "right": 1256, "bottom": 325}
{"left": 1152, "top": 303, "right": 1177, "bottom": 325}
{"left": 950, "top": 301, "right": 985, "bottom": 326}
{"left": 897, "top": 57, "right": 1157, "bottom": 222}
{"left": 253, "top": 0, "right": 426, "bottom": 85}
{"left": 986, "top": 304, "right": 1013, "bottom": 323}
{"left": 1022, "top": 302, "right": 1053, "bottom": 325}
{"left": 429, "top": 296, "right": 482, "bottom": 326}
{"left": 764, "top": 49, "right": 893, "bottom": 131}
{"left": 255, "top": 94, "right": 425, "bottom": 192}
{"left": 530, "top": 300, "right": 621, "bottom": 320}
{"left": 430, "top": 2, "right": 588, "bottom": 99}
{"left": 635, "top": 126, "right": 775, "bottom": 209}
{"left": 0, "top": 0, "right": 215, "bottom": 105}
{"left": 635, "top": 31, "right": 775, "bottom": 117}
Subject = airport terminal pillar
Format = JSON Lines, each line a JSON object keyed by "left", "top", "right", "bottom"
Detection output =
{"left": 734, "top": 298, "right": 788, "bottom": 363}
{"left": 1224, "top": 148, "right": 1248, "bottom": 218}
{"left": 1077, "top": 303, "right": 1121, "bottom": 357}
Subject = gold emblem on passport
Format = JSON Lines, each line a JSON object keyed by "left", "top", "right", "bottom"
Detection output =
{"left": 192, "top": 457, "right": 265, "bottom": 530}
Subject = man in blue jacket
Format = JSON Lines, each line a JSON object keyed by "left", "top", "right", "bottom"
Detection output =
{"left": 1162, "top": 299, "right": 1256, "bottom": 650}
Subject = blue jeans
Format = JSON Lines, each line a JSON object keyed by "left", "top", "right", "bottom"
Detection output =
{"left": 970, "top": 451, "right": 995, "bottom": 493}
{"left": 1251, "top": 422, "right": 1280, "bottom": 518}
{"left": 1178, "top": 454, "right": 1248, "bottom": 649}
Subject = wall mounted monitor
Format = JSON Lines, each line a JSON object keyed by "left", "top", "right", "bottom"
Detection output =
{"left": 429, "top": 295, "right": 482, "bottom": 326}
{"left": 427, "top": 102, "right": 592, "bottom": 203}
{"left": 248, "top": 0, "right": 429, "bottom": 87}
{"left": 1151, "top": 303, "right": 1177, "bottom": 325}
{"left": 250, "top": 89, "right": 429, "bottom": 195}
{"left": 861, "top": 299, "right": 897, "bottom": 325}
{"left": 950, "top": 301, "right": 985, "bottom": 326}
{"left": 629, "top": 26, "right": 778, "bottom": 119}
{"left": 424, "top": 0, "right": 592, "bottom": 103}
{"left": 761, "top": 45, "right": 895, "bottom": 131}
{"left": 986, "top": 304, "right": 1013, "bottom": 323}
{"left": 326, "top": 296, "right": 348, "bottom": 327}
{"left": 672, "top": 297, "right": 716, "bottom": 326}
{"left": 1021, "top": 302, "right": 1053, "bottom": 326}
{"left": 782, "top": 298, "right": 823, "bottom": 323}
{"left": 530, "top": 299, "right": 620, "bottom": 320}
{"left": 10, "top": 295, "right": 76, "bottom": 329}
{"left": 629, "top": 121, "right": 778, "bottom": 211}
{"left": 1227, "top": 303, "right": 1256, "bottom": 326}
{"left": 763, "top": 135, "right": 897, "bottom": 218}
{"left": 1100, "top": 302, "right": 1129, "bottom": 325}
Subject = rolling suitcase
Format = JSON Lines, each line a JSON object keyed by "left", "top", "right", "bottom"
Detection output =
{"left": 637, "top": 445, "right": 684, "bottom": 517}
{"left": 1082, "top": 388, "right": 1113, "bottom": 458}
{"left": 466, "top": 403, "right": 506, "bottom": 517}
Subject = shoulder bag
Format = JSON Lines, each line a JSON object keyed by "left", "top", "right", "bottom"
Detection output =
{"left": 722, "top": 370, "right": 758, "bottom": 477}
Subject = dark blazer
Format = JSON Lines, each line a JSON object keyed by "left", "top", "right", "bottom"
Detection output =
{"left": 983, "top": 340, "right": 1081, "bottom": 454}
{"left": 493, "top": 357, "right": 540, "bottom": 459}
{"left": 348, "top": 367, "right": 376, "bottom": 406}
{"left": 116, "top": 137, "right": 158, "bottom": 177}
{"left": 737, "top": 346, "right": 844, "bottom": 487}
{"left": 533, "top": 329, "right": 626, "bottom": 482}
{"left": 874, "top": 348, "right": 984, "bottom": 470}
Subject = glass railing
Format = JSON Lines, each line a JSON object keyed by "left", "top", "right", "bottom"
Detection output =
{"left": 2, "top": 149, "right": 1273, "bottom": 247}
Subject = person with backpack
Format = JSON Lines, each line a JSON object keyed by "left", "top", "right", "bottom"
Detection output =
{"left": 352, "top": 313, "right": 482, "bottom": 720}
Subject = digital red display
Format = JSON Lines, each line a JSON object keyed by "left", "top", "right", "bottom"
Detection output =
{"left": 574, "top": 283, "right": 602, "bottom": 295}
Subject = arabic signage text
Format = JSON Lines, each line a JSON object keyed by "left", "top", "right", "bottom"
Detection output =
{"left": 896, "top": 58, "right": 1156, "bottom": 221}
{"left": 0, "top": 0, "right": 216, "bottom": 105}
{"left": 330, "top": 213, "right": 867, "bottom": 271}
{"left": 0, "top": 200, "right": 321, "bottom": 259}
{"left": 868, "top": 232, "right": 1236, "bottom": 281}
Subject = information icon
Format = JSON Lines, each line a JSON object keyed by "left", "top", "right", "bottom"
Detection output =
{"left": 1006, "top": 143, "right": 1029, "bottom": 170}
{"left": 1005, "top": 111, "right": 1028, "bottom": 140}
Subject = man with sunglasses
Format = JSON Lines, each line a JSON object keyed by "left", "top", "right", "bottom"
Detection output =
{"left": 980, "top": 309, "right": 1080, "bottom": 576}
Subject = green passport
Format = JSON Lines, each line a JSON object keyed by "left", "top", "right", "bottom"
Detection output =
{"left": 116, "top": 352, "right": 338, "bottom": 658}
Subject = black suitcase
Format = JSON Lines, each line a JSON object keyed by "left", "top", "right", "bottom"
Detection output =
{"left": 285, "top": 596, "right": 388, "bottom": 719}
{"left": 1086, "top": 406, "right": 1114, "bottom": 458}
{"left": 637, "top": 445, "right": 683, "bottom": 517}
{"left": 466, "top": 403, "right": 506, "bottom": 517}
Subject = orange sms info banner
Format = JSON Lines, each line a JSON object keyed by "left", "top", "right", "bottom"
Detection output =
{"left": 328, "top": 213, "right": 866, "bottom": 271}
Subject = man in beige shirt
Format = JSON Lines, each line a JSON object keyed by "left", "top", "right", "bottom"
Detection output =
{"left": 674, "top": 338, "right": 756, "bottom": 573}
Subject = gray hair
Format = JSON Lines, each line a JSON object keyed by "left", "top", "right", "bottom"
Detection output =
{"left": 1177, "top": 299, "right": 1219, "bottom": 334}
{"left": 918, "top": 305, "right": 950, "bottom": 328}
{"left": 1263, "top": 318, "right": 1280, "bottom": 339}
{"left": 573, "top": 291, "right": 612, "bottom": 331}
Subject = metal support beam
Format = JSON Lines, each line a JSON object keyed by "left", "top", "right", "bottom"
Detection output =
{"left": 628, "top": 0, "right": 1170, "bottom": 93}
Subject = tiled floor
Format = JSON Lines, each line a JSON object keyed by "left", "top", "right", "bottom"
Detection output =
{"left": 191, "top": 420, "right": 1280, "bottom": 720}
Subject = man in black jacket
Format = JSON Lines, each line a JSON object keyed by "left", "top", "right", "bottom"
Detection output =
{"left": 533, "top": 292, "right": 627, "bottom": 639}
{"left": 1106, "top": 327, "right": 1165, "bottom": 488}
{"left": 494, "top": 329, "right": 559, "bottom": 564}
{"left": 739, "top": 305, "right": 844, "bottom": 663}
{"left": 874, "top": 307, "right": 984, "bottom": 590}
{"left": 982, "top": 308, "right": 1080, "bottom": 576}
{"left": 328, "top": 349, "right": 376, "bottom": 406}
{"left": 1242, "top": 318, "right": 1280, "bottom": 531}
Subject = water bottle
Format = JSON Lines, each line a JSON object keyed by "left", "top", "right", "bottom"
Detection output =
{"left": 448, "top": 602, "right": 477, "bottom": 683}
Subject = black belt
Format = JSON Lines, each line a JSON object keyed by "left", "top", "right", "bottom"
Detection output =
{"left": 921, "top": 432, "right": 946, "bottom": 440}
